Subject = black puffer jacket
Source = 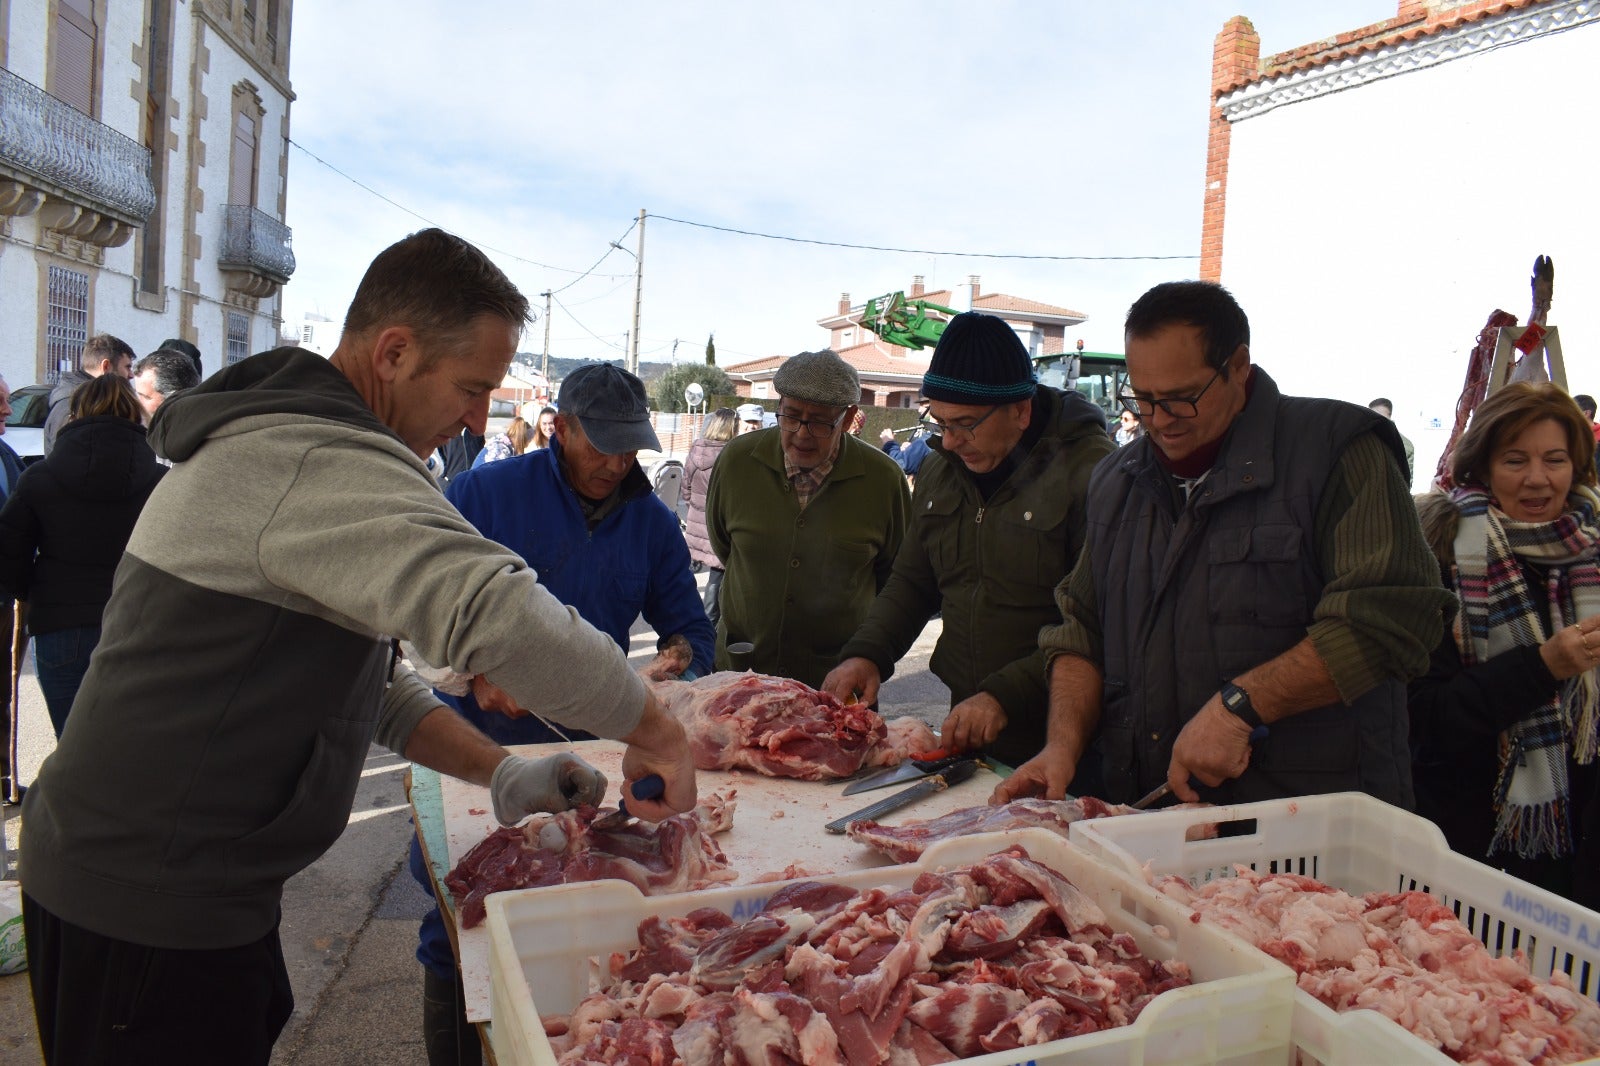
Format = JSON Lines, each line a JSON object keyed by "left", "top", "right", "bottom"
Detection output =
{"left": 0, "top": 415, "right": 165, "bottom": 633}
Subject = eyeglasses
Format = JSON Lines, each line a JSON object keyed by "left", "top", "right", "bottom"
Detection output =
{"left": 920, "top": 405, "right": 1002, "bottom": 441}
{"left": 775, "top": 409, "right": 848, "bottom": 437}
{"left": 1118, "top": 368, "right": 1223, "bottom": 420}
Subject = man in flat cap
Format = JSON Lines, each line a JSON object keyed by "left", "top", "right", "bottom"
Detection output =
{"left": 706, "top": 350, "right": 910, "bottom": 687}
{"left": 823, "top": 313, "right": 1114, "bottom": 771}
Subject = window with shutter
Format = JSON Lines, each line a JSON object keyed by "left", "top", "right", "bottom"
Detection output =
{"left": 53, "top": 0, "right": 97, "bottom": 115}
{"left": 230, "top": 111, "right": 258, "bottom": 206}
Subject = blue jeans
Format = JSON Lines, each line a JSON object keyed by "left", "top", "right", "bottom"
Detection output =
{"left": 34, "top": 625, "right": 101, "bottom": 739}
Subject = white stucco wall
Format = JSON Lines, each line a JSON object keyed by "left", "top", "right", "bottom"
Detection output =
{"left": 1219, "top": 15, "right": 1600, "bottom": 489}
{"left": 0, "top": 7, "right": 291, "bottom": 388}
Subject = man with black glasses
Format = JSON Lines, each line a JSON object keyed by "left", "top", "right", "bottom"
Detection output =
{"left": 823, "top": 313, "right": 1113, "bottom": 769}
{"left": 995, "top": 281, "right": 1447, "bottom": 809}
{"left": 705, "top": 350, "right": 909, "bottom": 687}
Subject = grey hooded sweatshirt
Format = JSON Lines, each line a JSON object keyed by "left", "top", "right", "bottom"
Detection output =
{"left": 21, "top": 348, "right": 647, "bottom": 949}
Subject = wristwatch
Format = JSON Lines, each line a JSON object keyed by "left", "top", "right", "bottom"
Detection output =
{"left": 1220, "top": 681, "right": 1265, "bottom": 730}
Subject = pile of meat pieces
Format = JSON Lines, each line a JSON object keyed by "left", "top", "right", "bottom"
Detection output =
{"left": 546, "top": 846, "right": 1189, "bottom": 1065}
{"left": 847, "top": 797, "right": 1133, "bottom": 862}
{"left": 446, "top": 792, "right": 737, "bottom": 929}
{"left": 652, "top": 671, "right": 936, "bottom": 780}
{"left": 1159, "top": 868, "right": 1600, "bottom": 1065}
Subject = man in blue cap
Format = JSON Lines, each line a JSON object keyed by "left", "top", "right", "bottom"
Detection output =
{"left": 823, "top": 313, "right": 1114, "bottom": 771}
{"left": 408, "top": 361, "right": 713, "bottom": 1064}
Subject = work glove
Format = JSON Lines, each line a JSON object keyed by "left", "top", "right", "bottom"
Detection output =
{"left": 490, "top": 752, "right": 608, "bottom": 827}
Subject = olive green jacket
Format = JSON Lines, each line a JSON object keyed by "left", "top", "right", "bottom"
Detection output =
{"left": 706, "top": 428, "right": 911, "bottom": 688}
{"left": 838, "top": 387, "right": 1114, "bottom": 766}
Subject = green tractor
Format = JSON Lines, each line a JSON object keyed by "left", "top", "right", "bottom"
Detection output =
{"left": 858, "top": 291, "right": 1127, "bottom": 420}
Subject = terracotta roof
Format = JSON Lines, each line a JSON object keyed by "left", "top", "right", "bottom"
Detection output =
{"left": 723, "top": 354, "right": 785, "bottom": 375}
{"left": 972, "top": 292, "right": 1087, "bottom": 320}
{"left": 1220, "top": 0, "right": 1547, "bottom": 94}
{"left": 835, "top": 341, "right": 932, "bottom": 378}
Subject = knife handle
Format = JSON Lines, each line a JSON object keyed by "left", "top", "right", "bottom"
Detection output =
{"left": 616, "top": 773, "right": 665, "bottom": 819}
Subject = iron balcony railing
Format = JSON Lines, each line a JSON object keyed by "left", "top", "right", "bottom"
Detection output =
{"left": 0, "top": 66, "right": 157, "bottom": 225}
{"left": 218, "top": 203, "right": 296, "bottom": 282}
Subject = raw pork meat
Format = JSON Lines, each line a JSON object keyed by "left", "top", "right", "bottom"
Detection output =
{"left": 847, "top": 797, "right": 1132, "bottom": 862}
{"left": 652, "top": 671, "right": 936, "bottom": 780}
{"left": 1162, "top": 868, "right": 1600, "bottom": 1066}
{"left": 446, "top": 791, "right": 737, "bottom": 929}
{"left": 546, "top": 846, "right": 1190, "bottom": 1064}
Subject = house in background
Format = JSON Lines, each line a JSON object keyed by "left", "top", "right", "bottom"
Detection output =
{"left": 1201, "top": 0, "right": 1598, "bottom": 488}
{"left": 0, "top": 0, "right": 295, "bottom": 386}
{"left": 723, "top": 276, "right": 1087, "bottom": 406}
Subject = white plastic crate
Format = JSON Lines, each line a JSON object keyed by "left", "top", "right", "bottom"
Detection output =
{"left": 1070, "top": 792, "right": 1600, "bottom": 1066}
{"left": 484, "top": 827, "right": 1294, "bottom": 1066}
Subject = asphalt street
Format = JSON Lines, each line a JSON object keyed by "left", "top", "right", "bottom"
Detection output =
{"left": 0, "top": 574, "right": 949, "bottom": 1065}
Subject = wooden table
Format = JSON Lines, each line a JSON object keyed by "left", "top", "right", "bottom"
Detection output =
{"left": 407, "top": 740, "right": 1002, "bottom": 1032}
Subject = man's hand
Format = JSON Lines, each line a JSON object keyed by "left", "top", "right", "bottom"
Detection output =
{"left": 821, "top": 657, "right": 881, "bottom": 707}
{"left": 617, "top": 690, "right": 697, "bottom": 822}
{"left": 472, "top": 674, "right": 530, "bottom": 718}
{"left": 940, "top": 692, "right": 1006, "bottom": 752}
{"left": 489, "top": 752, "right": 607, "bottom": 826}
{"left": 1167, "top": 694, "right": 1254, "bottom": 802}
{"left": 640, "top": 634, "right": 693, "bottom": 682}
{"left": 878, "top": 428, "right": 895, "bottom": 445}
{"left": 989, "top": 742, "right": 1077, "bottom": 804}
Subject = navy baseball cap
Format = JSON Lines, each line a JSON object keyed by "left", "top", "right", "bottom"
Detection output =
{"left": 558, "top": 363, "right": 661, "bottom": 454}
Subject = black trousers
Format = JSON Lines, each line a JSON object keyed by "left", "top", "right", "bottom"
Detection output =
{"left": 23, "top": 892, "right": 293, "bottom": 1066}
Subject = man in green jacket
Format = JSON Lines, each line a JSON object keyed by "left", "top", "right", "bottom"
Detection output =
{"left": 823, "top": 313, "right": 1115, "bottom": 769}
{"left": 706, "top": 351, "right": 910, "bottom": 688}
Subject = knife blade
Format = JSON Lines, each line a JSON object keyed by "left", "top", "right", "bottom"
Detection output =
{"left": 842, "top": 749, "right": 969, "bottom": 796}
{"left": 825, "top": 759, "right": 979, "bottom": 833}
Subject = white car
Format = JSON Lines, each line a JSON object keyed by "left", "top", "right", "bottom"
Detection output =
{"left": 3, "top": 383, "right": 50, "bottom": 466}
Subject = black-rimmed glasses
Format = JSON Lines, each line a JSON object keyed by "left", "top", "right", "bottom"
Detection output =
{"left": 1118, "top": 368, "right": 1223, "bottom": 420}
{"left": 775, "top": 409, "right": 849, "bottom": 437}
{"left": 920, "top": 405, "right": 1002, "bottom": 441}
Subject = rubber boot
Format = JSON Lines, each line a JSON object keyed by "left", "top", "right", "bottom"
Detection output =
{"left": 422, "top": 969, "right": 482, "bottom": 1066}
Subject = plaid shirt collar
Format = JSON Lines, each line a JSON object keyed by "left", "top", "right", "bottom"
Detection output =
{"left": 783, "top": 437, "right": 842, "bottom": 510}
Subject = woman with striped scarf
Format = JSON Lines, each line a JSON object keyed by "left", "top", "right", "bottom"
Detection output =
{"left": 1411, "top": 382, "right": 1600, "bottom": 909}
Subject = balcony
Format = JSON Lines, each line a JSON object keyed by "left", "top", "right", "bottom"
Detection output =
{"left": 218, "top": 204, "right": 296, "bottom": 297}
{"left": 0, "top": 66, "right": 156, "bottom": 248}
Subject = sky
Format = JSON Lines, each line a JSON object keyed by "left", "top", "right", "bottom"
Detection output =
{"left": 282, "top": 1, "right": 1398, "bottom": 368}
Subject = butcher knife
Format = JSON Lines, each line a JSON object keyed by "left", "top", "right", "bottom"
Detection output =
{"left": 842, "top": 749, "right": 970, "bottom": 796}
{"left": 591, "top": 773, "right": 666, "bottom": 830}
{"left": 824, "top": 758, "right": 979, "bottom": 834}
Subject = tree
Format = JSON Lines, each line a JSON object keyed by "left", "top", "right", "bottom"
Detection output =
{"left": 654, "top": 363, "right": 733, "bottom": 413}
{"left": 705, "top": 332, "right": 716, "bottom": 367}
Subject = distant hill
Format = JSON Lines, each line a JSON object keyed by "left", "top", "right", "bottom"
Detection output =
{"left": 513, "top": 353, "right": 674, "bottom": 385}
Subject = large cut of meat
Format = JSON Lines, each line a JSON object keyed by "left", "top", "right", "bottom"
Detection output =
{"left": 544, "top": 845, "right": 1190, "bottom": 1065}
{"left": 847, "top": 797, "right": 1132, "bottom": 862}
{"left": 445, "top": 791, "right": 737, "bottom": 929}
{"left": 1161, "top": 867, "right": 1600, "bottom": 1066}
{"left": 651, "top": 671, "right": 937, "bottom": 780}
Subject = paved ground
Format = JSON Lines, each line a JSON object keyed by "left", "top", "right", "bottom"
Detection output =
{"left": 0, "top": 572, "right": 948, "bottom": 1065}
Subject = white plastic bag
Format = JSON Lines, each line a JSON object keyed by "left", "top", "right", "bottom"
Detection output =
{"left": 0, "top": 880, "right": 25, "bottom": 975}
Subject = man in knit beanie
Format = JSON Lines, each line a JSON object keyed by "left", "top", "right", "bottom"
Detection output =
{"left": 705, "top": 350, "right": 910, "bottom": 687}
{"left": 824, "top": 312, "right": 1115, "bottom": 772}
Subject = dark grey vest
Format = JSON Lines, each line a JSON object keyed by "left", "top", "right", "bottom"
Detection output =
{"left": 1087, "top": 368, "right": 1413, "bottom": 807}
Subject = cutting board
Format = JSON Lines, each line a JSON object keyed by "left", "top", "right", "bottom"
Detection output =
{"left": 441, "top": 739, "right": 996, "bottom": 1022}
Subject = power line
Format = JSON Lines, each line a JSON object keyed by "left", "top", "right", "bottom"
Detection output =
{"left": 549, "top": 219, "right": 639, "bottom": 296}
{"left": 287, "top": 139, "right": 632, "bottom": 279}
{"left": 650, "top": 214, "right": 1199, "bottom": 261}
{"left": 551, "top": 293, "right": 626, "bottom": 351}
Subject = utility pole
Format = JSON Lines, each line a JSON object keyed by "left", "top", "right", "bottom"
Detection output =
{"left": 540, "top": 290, "right": 552, "bottom": 391}
{"left": 628, "top": 208, "right": 645, "bottom": 376}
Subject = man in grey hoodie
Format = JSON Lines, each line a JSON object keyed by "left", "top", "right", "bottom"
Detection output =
{"left": 41, "top": 332, "right": 134, "bottom": 456}
{"left": 18, "top": 229, "right": 697, "bottom": 1066}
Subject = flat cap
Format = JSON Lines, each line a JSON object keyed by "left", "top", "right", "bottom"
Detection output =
{"left": 773, "top": 350, "right": 859, "bottom": 408}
